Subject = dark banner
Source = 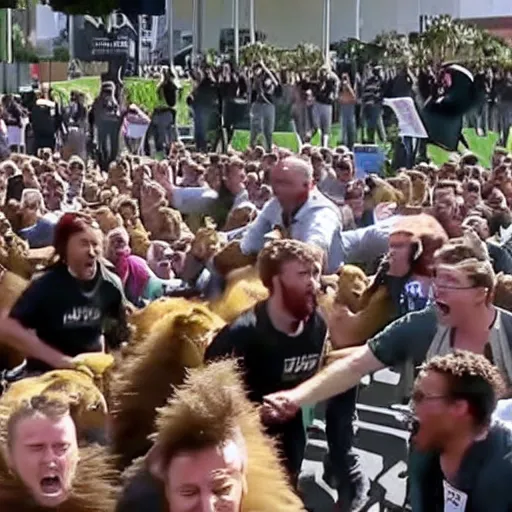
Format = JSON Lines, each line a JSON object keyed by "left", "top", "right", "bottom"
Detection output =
{"left": 73, "top": 12, "right": 139, "bottom": 63}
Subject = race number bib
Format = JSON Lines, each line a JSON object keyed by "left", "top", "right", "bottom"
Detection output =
{"left": 443, "top": 480, "right": 468, "bottom": 512}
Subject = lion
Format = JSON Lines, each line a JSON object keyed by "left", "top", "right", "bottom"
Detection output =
{"left": 366, "top": 174, "right": 405, "bottom": 206}
{"left": 110, "top": 304, "right": 225, "bottom": 469}
{"left": 91, "top": 206, "right": 123, "bottom": 235}
{"left": 118, "top": 360, "right": 305, "bottom": 511}
{"left": 404, "top": 169, "right": 429, "bottom": 206}
{"left": 223, "top": 204, "right": 258, "bottom": 231}
{"left": 386, "top": 172, "right": 412, "bottom": 206}
{"left": 0, "top": 214, "right": 39, "bottom": 279}
{"left": 209, "top": 265, "right": 269, "bottom": 323}
{"left": 0, "top": 353, "right": 114, "bottom": 443}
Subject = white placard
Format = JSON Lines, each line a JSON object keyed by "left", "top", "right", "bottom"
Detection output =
{"left": 126, "top": 122, "right": 148, "bottom": 139}
{"left": 383, "top": 97, "right": 428, "bottom": 139}
{"left": 6, "top": 118, "right": 28, "bottom": 146}
{"left": 443, "top": 480, "right": 468, "bottom": 512}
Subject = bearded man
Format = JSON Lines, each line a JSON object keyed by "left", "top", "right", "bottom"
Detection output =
{"left": 204, "top": 239, "right": 328, "bottom": 487}
{"left": 0, "top": 394, "right": 118, "bottom": 511}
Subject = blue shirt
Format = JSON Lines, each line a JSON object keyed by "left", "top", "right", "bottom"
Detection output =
{"left": 240, "top": 187, "right": 398, "bottom": 274}
{"left": 18, "top": 217, "right": 56, "bottom": 248}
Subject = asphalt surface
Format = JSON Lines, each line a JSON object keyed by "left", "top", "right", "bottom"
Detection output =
{"left": 299, "top": 369, "right": 411, "bottom": 511}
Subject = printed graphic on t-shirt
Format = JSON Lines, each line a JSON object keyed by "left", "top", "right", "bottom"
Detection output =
{"left": 63, "top": 307, "right": 101, "bottom": 327}
{"left": 402, "top": 280, "right": 432, "bottom": 313}
{"left": 443, "top": 480, "right": 468, "bottom": 512}
{"left": 282, "top": 353, "right": 321, "bottom": 382}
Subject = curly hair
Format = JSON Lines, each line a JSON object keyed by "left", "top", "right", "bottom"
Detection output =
{"left": 419, "top": 351, "right": 505, "bottom": 427}
{"left": 258, "top": 239, "right": 323, "bottom": 291}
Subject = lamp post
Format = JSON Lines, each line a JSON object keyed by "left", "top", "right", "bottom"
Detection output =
{"left": 233, "top": 0, "right": 239, "bottom": 64}
{"left": 355, "top": 0, "right": 361, "bottom": 40}
{"left": 249, "top": 0, "right": 255, "bottom": 44}
{"left": 166, "top": 0, "right": 173, "bottom": 65}
{"left": 323, "top": 0, "right": 331, "bottom": 62}
{"left": 6, "top": 8, "right": 12, "bottom": 63}
{"left": 69, "top": 15, "right": 75, "bottom": 61}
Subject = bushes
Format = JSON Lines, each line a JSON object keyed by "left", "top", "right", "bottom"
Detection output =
{"left": 51, "top": 76, "right": 192, "bottom": 125}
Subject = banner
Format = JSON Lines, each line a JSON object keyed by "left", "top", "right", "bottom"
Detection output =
{"left": 383, "top": 97, "right": 428, "bottom": 139}
{"left": 353, "top": 144, "right": 386, "bottom": 179}
{"left": 73, "top": 13, "right": 138, "bottom": 63}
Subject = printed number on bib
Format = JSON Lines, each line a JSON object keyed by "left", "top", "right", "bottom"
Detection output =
{"left": 443, "top": 480, "right": 468, "bottom": 512}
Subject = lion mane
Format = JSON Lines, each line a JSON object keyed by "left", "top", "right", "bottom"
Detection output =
{"left": 122, "top": 360, "right": 305, "bottom": 511}
{"left": 110, "top": 304, "right": 225, "bottom": 469}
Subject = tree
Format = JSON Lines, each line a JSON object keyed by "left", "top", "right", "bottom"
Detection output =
{"left": 40, "top": 0, "right": 119, "bottom": 16}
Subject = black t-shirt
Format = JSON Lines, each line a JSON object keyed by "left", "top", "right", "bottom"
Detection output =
{"left": 314, "top": 77, "right": 338, "bottom": 105}
{"left": 159, "top": 80, "right": 178, "bottom": 108}
{"left": 204, "top": 300, "right": 327, "bottom": 476}
{"left": 9, "top": 262, "right": 125, "bottom": 373}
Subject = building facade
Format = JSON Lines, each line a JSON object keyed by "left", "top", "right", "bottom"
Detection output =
{"left": 166, "top": 0, "right": 510, "bottom": 53}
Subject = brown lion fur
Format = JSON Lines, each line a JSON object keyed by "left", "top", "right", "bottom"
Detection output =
{"left": 0, "top": 370, "right": 109, "bottom": 442}
{"left": 0, "top": 265, "right": 29, "bottom": 367}
{"left": 0, "top": 233, "right": 36, "bottom": 279}
{"left": 91, "top": 206, "right": 123, "bottom": 235}
{"left": 213, "top": 240, "right": 258, "bottom": 276}
{"left": 0, "top": 444, "right": 119, "bottom": 512}
{"left": 110, "top": 304, "right": 225, "bottom": 469}
{"left": 151, "top": 206, "right": 185, "bottom": 243}
{"left": 223, "top": 204, "right": 258, "bottom": 231}
{"left": 404, "top": 169, "right": 429, "bottom": 205}
{"left": 319, "top": 264, "right": 394, "bottom": 348}
{"left": 141, "top": 360, "right": 306, "bottom": 511}
{"left": 189, "top": 224, "right": 224, "bottom": 263}
{"left": 367, "top": 174, "right": 405, "bottom": 206}
{"left": 386, "top": 172, "right": 412, "bottom": 206}
{"left": 208, "top": 265, "right": 269, "bottom": 323}
{"left": 127, "top": 297, "right": 197, "bottom": 346}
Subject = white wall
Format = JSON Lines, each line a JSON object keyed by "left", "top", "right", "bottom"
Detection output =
{"left": 460, "top": 0, "right": 512, "bottom": 19}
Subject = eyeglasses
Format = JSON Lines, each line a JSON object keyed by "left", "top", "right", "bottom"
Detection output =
{"left": 411, "top": 390, "right": 451, "bottom": 404}
{"left": 431, "top": 281, "right": 476, "bottom": 291}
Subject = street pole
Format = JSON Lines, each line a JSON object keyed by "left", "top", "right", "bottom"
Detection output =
{"left": 166, "top": 0, "right": 174, "bottom": 66}
{"left": 6, "top": 8, "right": 12, "bottom": 63}
{"left": 323, "top": 0, "right": 331, "bottom": 63}
{"left": 138, "top": 15, "right": 143, "bottom": 74}
{"left": 355, "top": 0, "right": 361, "bottom": 40}
{"left": 234, "top": 0, "right": 239, "bottom": 64}
{"left": 192, "top": 0, "right": 198, "bottom": 60}
{"left": 249, "top": 0, "right": 255, "bottom": 44}
{"left": 69, "top": 15, "right": 75, "bottom": 61}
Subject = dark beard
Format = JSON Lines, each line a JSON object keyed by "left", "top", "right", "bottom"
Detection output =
{"left": 279, "top": 277, "right": 316, "bottom": 322}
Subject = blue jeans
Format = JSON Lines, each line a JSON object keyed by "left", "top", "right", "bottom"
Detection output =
{"left": 340, "top": 103, "right": 356, "bottom": 149}
{"left": 250, "top": 102, "right": 275, "bottom": 152}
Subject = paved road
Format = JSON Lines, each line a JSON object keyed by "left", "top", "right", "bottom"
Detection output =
{"left": 300, "top": 369, "right": 411, "bottom": 511}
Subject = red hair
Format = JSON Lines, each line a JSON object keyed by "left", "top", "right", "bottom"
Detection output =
{"left": 53, "top": 212, "right": 96, "bottom": 262}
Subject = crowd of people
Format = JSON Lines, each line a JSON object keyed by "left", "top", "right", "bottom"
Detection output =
{"left": 0, "top": 59, "right": 512, "bottom": 512}
{"left": 4, "top": 58, "right": 512, "bottom": 169}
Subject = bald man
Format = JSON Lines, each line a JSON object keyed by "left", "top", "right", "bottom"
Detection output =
{"left": 240, "top": 156, "right": 396, "bottom": 274}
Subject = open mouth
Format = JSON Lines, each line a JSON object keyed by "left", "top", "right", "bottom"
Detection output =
{"left": 40, "top": 475, "right": 62, "bottom": 495}
{"left": 435, "top": 301, "right": 451, "bottom": 315}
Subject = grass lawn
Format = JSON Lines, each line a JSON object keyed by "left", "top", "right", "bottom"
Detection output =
{"left": 53, "top": 76, "right": 506, "bottom": 169}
